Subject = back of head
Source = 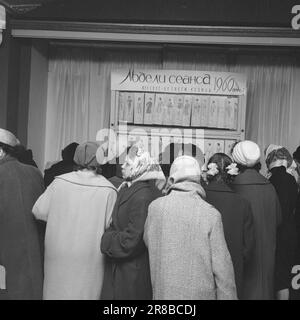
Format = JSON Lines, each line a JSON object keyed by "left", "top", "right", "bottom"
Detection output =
{"left": 169, "top": 155, "right": 201, "bottom": 184}
{"left": 266, "top": 147, "right": 293, "bottom": 170}
{"left": 0, "top": 128, "right": 19, "bottom": 159}
{"left": 62, "top": 142, "right": 79, "bottom": 161}
{"left": 160, "top": 142, "right": 204, "bottom": 177}
{"left": 73, "top": 141, "right": 101, "bottom": 173}
{"left": 232, "top": 140, "right": 261, "bottom": 169}
{"left": 207, "top": 153, "right": 238, "bottom": 183}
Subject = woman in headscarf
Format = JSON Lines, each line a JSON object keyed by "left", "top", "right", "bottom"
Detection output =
{"left": 265, "top": 146, "right": 298, "bottom": 300}
{"left": 204, "top": 153, "right": 255, "bottom": 299}
{"left": 144, "top": 155, "right": 237, "bottom": 300}
{"left": 231, "top": 140, "right": 282, "bottom": 300}
{"left": 265, "top": 144, "right": 298, "bottom": 181}
{"left": 100, "top": 143, "right": 165, "bottom": 300}
{"left": 32, "top": 142, "right": 117, "bottom": 300}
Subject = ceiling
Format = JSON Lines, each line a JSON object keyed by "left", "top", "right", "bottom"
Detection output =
{"left": 0, "top": 0, "right": 55, "bottom": 14}
{"left": 1, "top": 0, "right": 299, "bottom": 28}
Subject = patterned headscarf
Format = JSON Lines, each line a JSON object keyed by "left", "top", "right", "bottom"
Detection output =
{"left": 121, "top": 143, "right": 165, "bottom": 187}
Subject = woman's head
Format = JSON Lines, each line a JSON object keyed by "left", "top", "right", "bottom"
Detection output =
{"left": 121, "top": 143, "right": 164, "bottom": 184}
{"left": 265, "top": 146, "right": 293, "bottom": 170}
{"left": 206, "top": 153, "right": 239, "bottom": 183}
{"left": 231, "top": 140, "right": 261, "bottom": 170}
{"left": 169, "top": 155, "right": 201, "bottom": 184}
{"left": 0, "top": 128, "right": 19, "bottom": 160}
{"left": 73, "top": 141, "right": 102, "bottom": 174}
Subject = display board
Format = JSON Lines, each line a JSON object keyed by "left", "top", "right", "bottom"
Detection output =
{"left": 110, "top": 68, "right": 247, "bottom": 163}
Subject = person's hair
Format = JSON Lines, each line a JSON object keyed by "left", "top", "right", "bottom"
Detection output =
{"left": 62, "top": 142, "right": 79, "bottom": 161}
{"left": 207, "top": 153, "right": 234, "bottom": 184}
{"left": 74, "top": 164, "right": 102, "bottom": 175}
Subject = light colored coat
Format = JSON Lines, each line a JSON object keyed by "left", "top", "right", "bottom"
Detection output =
{"left": 144, "top": 181, "right": 237, "bottom": 300}
{"left": 32, "top": 170, "right": 117, "bottom": 300}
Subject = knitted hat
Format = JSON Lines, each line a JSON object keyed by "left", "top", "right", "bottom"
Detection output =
{"left": 232, "top": 140, "right": 261, "bottom": 167}
{"left": 73, "top": 142, "right": 99, "bottom": 167}
{"left": 0, "top": 128, "right": 18, "bottom": 147}
{"left": 169, "top": 155, "right": 201, "bottom": 183}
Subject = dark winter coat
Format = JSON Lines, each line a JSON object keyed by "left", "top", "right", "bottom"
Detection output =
{"left": 231, "top": 168, "right": 282, "bottom": 300}
{"left": 44, "top": 160, "right": 76, "bottom": 188}
{"left": 205, "top": 180, "right": 255, "bottom": 299}
{"left": 269, "top": 166, "right": 298, "bottom": 291}
{"left": 100, "top": 181, "right": 158, "bottom": 300}
{"left": 0, "top": 156, "right": 45, "bottom": 300}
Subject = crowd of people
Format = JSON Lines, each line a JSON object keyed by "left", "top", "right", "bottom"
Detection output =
{"left": 1, "top": 127, "right": 300, "bottom": 300}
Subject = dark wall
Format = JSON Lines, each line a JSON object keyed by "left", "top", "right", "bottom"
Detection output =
{"left": 0, "top": 16, "right": 31, "bottom": 145}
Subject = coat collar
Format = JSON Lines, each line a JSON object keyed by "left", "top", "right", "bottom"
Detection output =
{"left": 270, "top": 166, "right": 287, "bottom": 175}
{"left": 168, "top": 181, "right": 206, "bottom": 198}
{"left": 55, "top": 170, "right": 117, "bottom": 189}
{"left": 118, "top": 180, "right": 151, "bottom": 206}
{"left": 0, "top": 155, "right": 17, "bottom": 166}
{"left": 205, "top": 180, "right": 234, "bottom": 193}
{"left": 231, "top": 168, "right": 270, "bottom": 186}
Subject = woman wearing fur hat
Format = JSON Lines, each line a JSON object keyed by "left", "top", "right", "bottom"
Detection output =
{"left": 144, "top": 155, "right": 237, "bottom": 300}
{"left": 33, "top": 142, "right": 117, "bottom": 300}
{"left": 100, "top": 144, "right": 165, "bottom": 300}
{"left": 204, "top": 153, "right": 255, "bottom": 299}
{"left": 265, "top": 146, "right": 298, "bottom": 300}
{"left": 231, "top": 140, "right": 282, "bottom": 300}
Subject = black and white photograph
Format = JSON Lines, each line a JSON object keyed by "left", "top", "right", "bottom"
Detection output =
{"left": 1, "top": 0, "right": 300, "bottom": 313}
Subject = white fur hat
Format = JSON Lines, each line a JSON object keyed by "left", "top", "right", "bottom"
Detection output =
{"left": 0, "top": 128, "right": 18, "bottom": 147}
{"left": 232, "top": 140, "right": 261, "bottom": 167}
{"left": 169, "top": 155, "right": 201, "bottom": 183}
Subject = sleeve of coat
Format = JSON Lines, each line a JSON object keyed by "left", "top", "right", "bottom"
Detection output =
{"left": 104, "top": 189, "right": 117, "bottom": 229}
{"left": 210, "top": 210, "right": 238, "bottom": 300}
{"left": 32, "top": 181, "right": 55, "bottom": 222}
{"left": 101, "top": 194, "right": 152, "bottom": 259}
{"left": 243, "top": 202, "right": 255, "bottom": 264}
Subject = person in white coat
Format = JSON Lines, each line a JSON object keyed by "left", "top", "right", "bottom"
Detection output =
{"left": 32, "top": 142, "right": 117, "bottom": 300}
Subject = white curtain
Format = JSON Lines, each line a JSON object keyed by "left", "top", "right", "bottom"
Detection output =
{"left": 44, "top": 45, "right": 300, "bottom": 168}
{"left": 44, "top": 46, "right": 162, "bottom": 166}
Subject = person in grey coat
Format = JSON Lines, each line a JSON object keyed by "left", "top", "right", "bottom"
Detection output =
{"left": 144, "top": 155, "right": 237, "bottom": 300}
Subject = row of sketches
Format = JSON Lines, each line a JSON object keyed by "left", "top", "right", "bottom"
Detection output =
{"left": 118, "top": 92, "right": 239, "bottom": 129}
